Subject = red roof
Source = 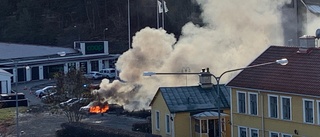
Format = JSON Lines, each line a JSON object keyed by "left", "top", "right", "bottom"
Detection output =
{"left": 227, "top": 46, "right": 320, "bottom": 96}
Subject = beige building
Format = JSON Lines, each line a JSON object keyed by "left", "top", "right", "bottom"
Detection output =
{"left": 227, "top": 37, "right": 320, "bottom": 137}
{"left": 149, "top": 70, "right": 231, "bottom": 137}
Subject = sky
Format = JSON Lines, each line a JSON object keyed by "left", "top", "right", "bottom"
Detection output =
{"left": 97, "top": 0, "right": 292, "bottom": 110}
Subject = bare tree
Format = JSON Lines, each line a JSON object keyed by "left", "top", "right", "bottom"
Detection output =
{"left": 54, "top": 69, "right": 92, "bottom": 122}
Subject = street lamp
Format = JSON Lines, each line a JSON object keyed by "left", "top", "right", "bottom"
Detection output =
{"left": 143, "top": 58, "right": 288, "bottom": 137}
{"left": 103, "top": 28, "right": 108, "bottom": 41}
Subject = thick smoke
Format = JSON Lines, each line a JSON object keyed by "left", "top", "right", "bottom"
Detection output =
{"left": 98, "top": 0, "right": 289, "bottom": 110}
{"left": 305, "top": 13, "right": 320, "bottom": 36}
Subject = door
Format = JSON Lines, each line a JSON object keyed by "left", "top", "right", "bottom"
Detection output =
{"left": 209, "top": 119, "right": 220, "bottom": 137}
{"left": 208, "top": 119, "right": 215, "bottom": 137}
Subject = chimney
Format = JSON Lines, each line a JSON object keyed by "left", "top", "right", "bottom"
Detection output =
{"left": 299, "top": 35, "right": 316, "bottom": 48}
{"left": 198, "top": 68, "right": 213, "bottom": 88}
{"left": 297, "top": 35, "right": 316, "bottom": 54}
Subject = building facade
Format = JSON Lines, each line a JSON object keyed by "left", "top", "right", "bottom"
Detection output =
{"left": 149, "top": 69, "right": 231, "bottom": 137}
{"left": 0, "top": 41, "right": 119, "bottom": 84}
{"left": 227, "top": 37, "right": 320, "bottom": 137}
{"left": 0, "top": 69, "right": 12, "bottom": 94}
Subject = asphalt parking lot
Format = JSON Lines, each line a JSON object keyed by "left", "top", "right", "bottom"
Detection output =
{"left": 5, "top": 79, "right": 149, "bottom": 137}
{"left": 12, "top": 80, "right": 56, "bottom": 106}
{"left": 13, "top": 79, "right": 103, "bottom": 106}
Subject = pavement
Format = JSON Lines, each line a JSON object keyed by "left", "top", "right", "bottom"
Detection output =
{"left": 12, "top": 79, "right": 56, "bottom": 106}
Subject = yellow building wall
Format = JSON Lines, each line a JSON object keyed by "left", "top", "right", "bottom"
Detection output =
{"left": 223, "top": 109, "right": 231, "bottom": 137}
{"left": 174, "top": 112, "right": 192, "bottom": 137}
{"left": 151, "top": 91, "right": 172, "bottom": 137}
{"left": 231, "top": 88, "right": 320, "bottom": 137}
{"left": 151, "top": 90, "right": 232, "bottom": 137}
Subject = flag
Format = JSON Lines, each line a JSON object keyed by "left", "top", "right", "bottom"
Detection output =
{"left": 158, "top": 0, "right": 168, "bottom": 13}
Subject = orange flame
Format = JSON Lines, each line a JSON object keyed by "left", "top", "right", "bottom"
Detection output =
{"left": 89, "top": 104, "right": 109, "bottom": 113}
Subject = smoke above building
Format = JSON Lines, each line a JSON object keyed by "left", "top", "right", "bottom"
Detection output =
{"left": 98, "top": 0, "right": 290, "bottom": 110}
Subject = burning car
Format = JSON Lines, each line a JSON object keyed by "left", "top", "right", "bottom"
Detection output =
{"left": 79, "top": 101, "right": 124, "bottom": 115}
{"left": 79, "top": 101, "right": 109, "bottom": 115}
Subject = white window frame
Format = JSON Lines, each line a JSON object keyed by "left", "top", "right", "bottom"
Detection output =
{"left": 249, "top": 128, "right": 259, "bottom": 137}
{"left": 155, "top": 110, "right": 160, "bottom": 130}
{"left": 269, "top": 131, "right": 279, "bottom": 137}
{"left": 248, "top": 92, "right": 258, "bottom": 115}
{"left": 317, "top": 100, "right": 320, "bottom": 125}
{"left": 303, "top": 99, "right": 314, "bottom": 124}
{"left": 280, "top": 96, "right": 292, "bottom": 120}
{"left": 281, "top": 133, "right": 292, "bottom": 137}
{"left": 165, "top": 114, "right": 170, "bottom": 134}
{"left": 237, "top": 91, "right": 247, "bottom": 114}
{"left": 238, "top": 126, "right": 247, "bottom": 137}
{"left": 268, "top": 95, "right": 278, "bottom": 118}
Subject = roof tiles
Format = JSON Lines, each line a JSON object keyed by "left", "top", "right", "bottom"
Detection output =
{"left": 159, "top": 85, "right": 230, "bottom": 113}
{"left": 227, "top": 46, "right": 320, "bottom": 96}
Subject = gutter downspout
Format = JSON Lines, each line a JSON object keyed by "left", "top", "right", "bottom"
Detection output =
{"left": 259, "top": 91, "right": 265, "bottom": 137}
{"left": 189, "top": 116, "right": 192, "bottom": 137}
{"left": 230, "top": 88, "right": 233, "bottom": 137}
{"left": 171, "top": 113, "right": 175, "bottom": 137}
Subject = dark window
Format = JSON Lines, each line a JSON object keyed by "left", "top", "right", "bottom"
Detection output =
{"left": 269, "top": 96, "right": 278, "bottom": 118}
{"left": 238, "top": 92, "right": 246, "bottom": 113}
{"left": 249, "top": 94, "right": 257, "bottom": 115}
{"left": 282, "top": 97, "right": 291, "bottom": 120}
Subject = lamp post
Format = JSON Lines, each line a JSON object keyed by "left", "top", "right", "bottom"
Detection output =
{"left": 74, "top": 25, "right": 80, "bottom": 41}
{"left": 12, "top": 60, "right": 19, "bottom": 137}
{"left": 103, "top": 28, "right": 108, "bottom": 41}
{"left": 143, "top": 58, "right": 288, "bottom": 137}
{"left": 127, "top": 0, "right": 131, "bottom": 49}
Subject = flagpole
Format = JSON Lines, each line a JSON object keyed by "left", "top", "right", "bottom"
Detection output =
{"left": 161, "top": 0, "right": 165, "bottom": 29}
{"left": 156, "top": 0, "right": 159, "bottom": 29}
{"left": 128, "top": 0, "right": 131, "bottom": 49}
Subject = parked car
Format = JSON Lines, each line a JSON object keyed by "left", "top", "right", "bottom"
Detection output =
{"left": 60, "top": 98, "right": 90, "bottom": 107}
{"left": 79, "top": 102, "right": 95, "bottom": 114}
{"left": 84, "top": 71, "right": 103, "bottom": 79}
{"left": 35, "top": 86, "right": 56, "bottom": 98}
{"left": 99, "top": 68, "right": 116, "bottom": 78}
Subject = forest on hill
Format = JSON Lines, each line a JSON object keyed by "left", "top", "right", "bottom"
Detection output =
{"left": 0, "top": 0, "right": 202, "bottom": 53}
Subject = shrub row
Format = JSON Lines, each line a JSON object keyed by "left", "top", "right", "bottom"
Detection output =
{"left": 56, "top": 122, "right": 161, "bottom": 137}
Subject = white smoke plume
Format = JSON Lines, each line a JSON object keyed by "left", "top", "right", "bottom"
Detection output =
{"left": 98, "top": 0, "right": 290, "bottom": 110}
{"left": 305, "top": 12, "right": 320, "bottom": 36}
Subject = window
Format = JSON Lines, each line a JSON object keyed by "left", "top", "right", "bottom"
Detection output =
{"left": 238, "top": 126, "right": 247, "bottom": 137}
{"left": 249, "top": 93, "right": 258, "bottom": 115}
{"left": 282, "top": 134, "right": 292, "bottom": 137}
{"left": 155, "top": 111, "right": 160, "bottom": 130}
{"left": 268, "top": 95, "right": 278, "bottom": 118}
{"left": 201, "top": 120, "right": 207, "bottom": 133}
{"left": 237, "top": 91, "right": 246, "bottom": 113}
{"left": 280, "top": 96, "right": 291, "bottom": 120}
{"left": 165, "top": 114, "right": 170, "bottom": 134}
{"left": 269, "top": 132, "right": 279, "bottom": 137}
{"left": 303, "top": 99, "right": 314, "bottom": 123}
{"left": 250, "top": 128, "right": 259, "bottom": 137}
{"left": 195, "top": 119, "right": 207, "bottom": 133}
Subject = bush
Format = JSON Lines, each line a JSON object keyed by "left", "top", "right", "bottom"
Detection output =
{"left": 56, "top": 122, "right": 161, "bottom": 137}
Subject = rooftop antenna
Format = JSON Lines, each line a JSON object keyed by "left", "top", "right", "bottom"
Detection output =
{"left": 315, "top": 29, "right": 320, "bottom": 47}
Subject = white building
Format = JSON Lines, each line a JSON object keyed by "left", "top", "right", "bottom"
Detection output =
{"left": 0, "top": 69, "right": 12, "bottom": 94}
{"left": 0, "top": 41, "right": 119, "bottom": 84}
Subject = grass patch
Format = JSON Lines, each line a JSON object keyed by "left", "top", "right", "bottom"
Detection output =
{"left": 0, "top": 107, "right": 28, "bottom": 122}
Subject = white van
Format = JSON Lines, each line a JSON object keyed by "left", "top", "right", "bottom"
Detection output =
{"left": 99, "top": 68, "right": 116, "bottom": 78}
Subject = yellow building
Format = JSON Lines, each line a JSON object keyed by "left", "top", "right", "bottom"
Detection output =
{"left": 149, "top": 70, "right": 231, "bottom": 137}
{"left": 227, "top": 44, "right": 320, "bottom": 136}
